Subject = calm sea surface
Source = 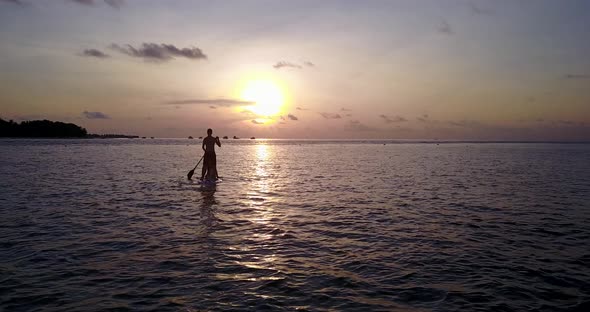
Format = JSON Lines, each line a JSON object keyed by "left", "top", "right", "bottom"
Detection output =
{"left": 1, "top": 139, "right": 589, "bottom": 311}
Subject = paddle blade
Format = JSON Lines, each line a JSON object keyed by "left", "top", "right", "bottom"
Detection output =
{"left": 187, "top": 169, "right": 195, "bottom": 180}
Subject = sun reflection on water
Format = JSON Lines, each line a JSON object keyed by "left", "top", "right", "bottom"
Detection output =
{"left": 233, "top": 143, "right": 282, "bottom": 278}
{"left": 253, "top": 143, "right": 270, "bottom": 196}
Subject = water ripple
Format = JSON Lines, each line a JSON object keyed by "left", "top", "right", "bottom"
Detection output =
{"left": 1, "top": 140, "right": 589, "bottom": 311}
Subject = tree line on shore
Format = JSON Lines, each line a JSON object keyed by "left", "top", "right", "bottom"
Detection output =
{"left": 0, "top": 118, "right": 138, "bottom": 138}
{"left": 0, "top": 118, "right": 88, "bottom": 137}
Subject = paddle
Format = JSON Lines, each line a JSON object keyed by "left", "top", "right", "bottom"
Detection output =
{"left": 187, "top": 155, "right": 204, "bottom": 180}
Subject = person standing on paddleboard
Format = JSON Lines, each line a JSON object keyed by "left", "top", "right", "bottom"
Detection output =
{"left": 201, "top": 128, "right": 221, "bottom": 180}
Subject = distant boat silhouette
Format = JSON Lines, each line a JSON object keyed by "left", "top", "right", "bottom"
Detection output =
{"left": 233, "top": 136, "right": 239, "bottom": 139}
{"left": 250, "top": 137, "right": 255, "bottom": 139}
{"left": 222, "top": 136, "right": 228, "bottom": 139}
{"left": 188, "top": 136, "right": 193, "bottom": 139}
{"left": 150, "top": 136, "right": 154, "bottom": 139}
{"left": 198, "top": 136, "right": 203, "bottom": 139}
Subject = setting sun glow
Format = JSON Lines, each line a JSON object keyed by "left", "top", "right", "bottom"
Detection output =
{"left": 240, "top": 80, "right": 284, "bottom": 117}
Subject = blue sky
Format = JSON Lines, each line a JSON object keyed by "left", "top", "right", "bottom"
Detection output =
{"left": 1, "top": 0, "right": 589, "bottom": 140}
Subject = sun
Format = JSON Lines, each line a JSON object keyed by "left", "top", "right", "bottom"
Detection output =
{"left": 240, "top": 80, "right": 284, "bottom": 116}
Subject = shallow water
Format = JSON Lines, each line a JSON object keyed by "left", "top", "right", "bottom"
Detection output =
{"left": 1, "top": 139, "right": 589, "bottom": 311}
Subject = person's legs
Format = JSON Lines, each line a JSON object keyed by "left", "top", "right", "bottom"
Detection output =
{"left": 206, "top": 154, "right": 217, "bottom": 180}
{"left": 201, "top": 156, "right": 209, "bottom": 180}
{"left": 213, "top": 154, "right": 219, "bottom": 179}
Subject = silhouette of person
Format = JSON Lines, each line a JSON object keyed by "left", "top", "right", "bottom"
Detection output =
{"left": 201, "top": 128, "right": 221, "bottom": 180}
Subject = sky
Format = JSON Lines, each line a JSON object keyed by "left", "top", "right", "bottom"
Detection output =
{"left": 1, "top": 0, "right": 589, "bottom": 140}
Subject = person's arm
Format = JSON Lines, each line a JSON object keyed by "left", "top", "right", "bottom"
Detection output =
{"left": 216, "top": 136, "right": 221, "bottom": 147}
{"left": 202, "top": 139, "right": 206, "bottom": 152}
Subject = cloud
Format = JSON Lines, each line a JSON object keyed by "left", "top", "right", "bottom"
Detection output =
{"left": 469, "top": 2, "right": 493, "bottom": 15}
{"left": 251, "top": 119, "right": 263, "bottom": 124}
{"left": 344, "top": 120, "right": 377, "bottom": 132}
{"left": 304, "top": 61, "right": 315, "bottom": 67}
{"left": 83, "top": 111, "right": 110, "bottom": 119}
{"left": 110, "top": 43, "right": 207, "bottom": 62}
{"left": 164, "top": 98, "right": 252, "bottom": 107}
{"left": 273, "top": 61, "right": 302, "bottom": 69}
{"left": 103, "top": 0, "right": 123, "bottom": 8}
{"left": 448, "top": 120, "right": 485, "bottom": 128}
{"left": 1, "top": 0, "right": 27, "bottom": 6}
{"left": 69, "top": 0, "right": 123, "bottom": 8}
{"left": 296, "top": 106, "right": 309, "bottom": 111}
{"left": 417, "top": 114, "right": 429, "bottom": 122}
{"left": 209, "top": 106, "right": 216, "bottom": 109}
{"left": 340, "top": 107, "right": 352, "bottom": 112}
{"left": 380, "top": 114, "right": 407, "bottom": 123}
{"left": 81, "top": 48, "right": 109, "bottom": 58}
{"left": 287, "top": 114, "right": 298, "bottom": 121}
{"left": 70, "top": 0, "right": 94, "bottom": 5}
{"left": 319, "top": 112, "right": 342, "bottom": 119}
{"left": 554, "top": 120, "right": 588, "bottom": 127}
{"left": 438, "top": 20, "right": 453, "bottom": 35}
{"left": 564, "top": 74, "right": 590, "bottom": 80}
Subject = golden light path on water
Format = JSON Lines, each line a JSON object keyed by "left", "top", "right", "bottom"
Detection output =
{"left": 219, "top": 143, "right": 281, "bottom": 283}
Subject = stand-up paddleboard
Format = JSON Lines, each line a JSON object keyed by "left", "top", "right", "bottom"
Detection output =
{"left": 197, "top": 178, "right": 222, "bottom": 187}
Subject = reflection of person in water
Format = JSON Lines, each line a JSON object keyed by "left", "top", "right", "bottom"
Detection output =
{"left": 199, "top": 189, "right": 220, "bottom": 229}
{"left": 201, "top": 128, "right": 221, "bottom": 181}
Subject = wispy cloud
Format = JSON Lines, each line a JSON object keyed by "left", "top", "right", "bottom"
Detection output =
{"left": 70, "top": 0, "right": 94, "bottom": 5}
{"left": 564, "top": 74, "right": 590, "bottom": 80}
{"left": 110, "top": 43, "right": 207, "bottom": 62}
{"left": 251, "top": 119, "right": 263, "bottom": 124}
{"left": 81, "top": 48, "right": 110, "bottom": 58}
{"left": 296, "top": 106, "right": 309, "bottom": 111}
{"left": 417, "top": 114, "right": 430, "bottom": 122}
{"left": 345, "top": 120, "right": 377, "bottom": 132}
{"left": 319, "top": 112, "right": 342, "bottom": 119}
{"left": 469, "top": 2, "right": 493, "bottom": 15}
{"left": 83, "top": 111, "right": 110, "bottom": 119}
{"left": 448, "top": 120, "right": 484, "bottom": 128}
{"left": 287, "top": 114, "right": 298, "bottom": 121}
{"left": 273, "top": 61, "right": 302, "bottom": 69}
{"left": 554, "top": 120, "right": 588, "bottom": 127}
{"left": 438, "top": 20, "right": 453, "bottom": 35}
{"left": 1, "top": 0, "right": 27, "bottom": 6}
{"left": 380, "top": 114, "right": 407, "bottom": 123}
{"left": 273, "top": 60, "right": 315, "bottom": 69}
{"left": 103, "top": 0, "right": 123, "bottom": 8}
{"left": 69, "top": 0, "right": 124, "bottom": 8}
{"left": 340, "top": 107, "right": 352, "bottom": 112}
{"left": 164, "top": 98, "right": 252, "bottom": 107}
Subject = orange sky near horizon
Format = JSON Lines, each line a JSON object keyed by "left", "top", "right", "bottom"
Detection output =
{"left": 1, "top": 0, "right": 589, "bottom": 140}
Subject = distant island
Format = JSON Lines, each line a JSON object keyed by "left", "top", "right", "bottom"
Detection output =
{"left": 0, "top": 118, "right": 137, "bottom": 138}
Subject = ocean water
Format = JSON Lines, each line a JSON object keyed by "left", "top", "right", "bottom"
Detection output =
{"left": 1, "top": 139, "right": 589, "bottom": 311}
